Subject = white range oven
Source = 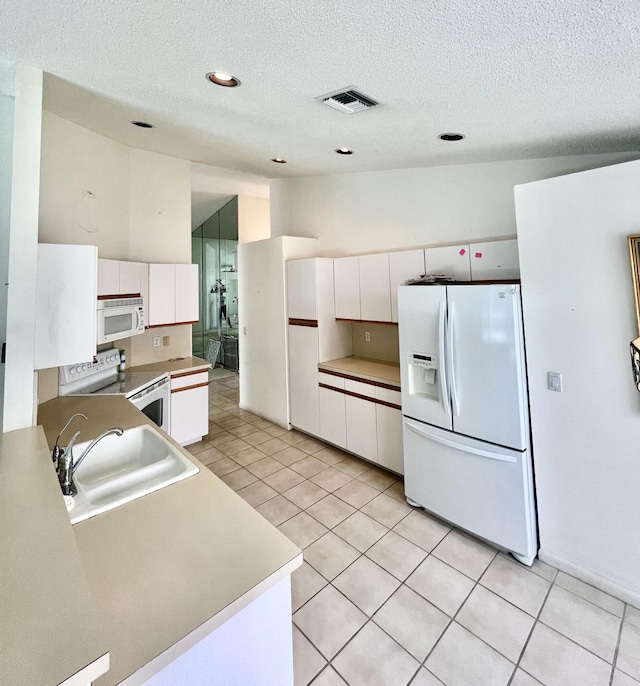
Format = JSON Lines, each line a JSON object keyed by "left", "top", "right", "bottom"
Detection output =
{"left": 59, "top": 349, "right": 170, "bottom": 433}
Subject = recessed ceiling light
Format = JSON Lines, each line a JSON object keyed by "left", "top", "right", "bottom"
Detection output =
{"left": 207, "top": 72, "right": 241, "bottom": 87}
{"left": 131, "top": 121, "right": 154, "bottom": 128}
{"left": 438, "top": 133, "right": 465, "bottom": 141}
{"left": 335, "top": 147, "right": 353, "bottom": 155}
{"left": 271, "top": 158, "right": 287, "bottom": 164}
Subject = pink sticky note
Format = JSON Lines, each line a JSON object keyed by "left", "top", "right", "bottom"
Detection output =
{"left": 459, "top": 248, "right": 466, "bottom": 256}
{"left": 475, "top": 252, "right": 483, "bottom": 258}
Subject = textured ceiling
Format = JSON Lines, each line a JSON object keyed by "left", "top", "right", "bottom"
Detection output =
{"left": 2, "top": 0, "right": 640, "bottom": 178}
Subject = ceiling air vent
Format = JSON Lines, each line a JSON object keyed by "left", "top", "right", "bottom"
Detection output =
{"left": 319, "top": 88, "right": 380, "bottom": 114}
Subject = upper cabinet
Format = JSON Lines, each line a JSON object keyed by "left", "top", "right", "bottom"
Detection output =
{"left": 35, "top": 244, "right": 97, "bottom": 369}
{"left": 469, "top": 239, "right": 520, "bottom": 280}
{"left": 97, "top": 259, "right": 147, "bottom": 300}
{"left": 148, "top": 263, "right": 199, "bottom": 327}
{"left": 334, "top": 256, "right": 361, "bottom": 320}
{"left": 287, "top": 259, "right": 318, "bottom": 320}
{"left": 424, "top": 244, "right": 471, "bottom": 281}
{"left": 389, "top": 249, "right": 425, "bottom": 323}
{"left": 359, "top": 254, "right": 392, "bottom": 322}
{"left": 174, "top": 264, "right": 199, "bottom": 324}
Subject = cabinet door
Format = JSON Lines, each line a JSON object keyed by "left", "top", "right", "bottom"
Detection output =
{"left": 469, "top": 239, "right": 520, "bottom": 280}
{"left": 175, "top": 264, "right": 199, "bottom": 323}
{"left": 35, "top": 244, "right": 97, "bottom": 369}
{"left": 119, "top": 261, "right": 144, "bottom": 295}
{"left": 148, "top": 264, "right": 176, "bottom": 325}
{"left": 97, "top": 258, "right": 120, "bottom": 296}
{"left": 287, "top": 259, "right": 318, "bottom": 320}
{"left": 288, "top": 325, "right": 320, "bottom": 436}
{"left": 334, "top": 256, "right": 361, "bottom": 320}
{"left": 346, "top": 394, "right": 378, "bottom": 462}
{"left": 319, "top": 386, "right": 346, "bottom": 449}
{"left": 389, "top": 249, "right": 425, "bottom": 323}
{"left": 359, "top": 253, "right": 392, "bottom": 322}
{"left": 376, "top": 404, "right": 404, "bottom": 474}
{"left": 170, "top": 384, "right": 209, "bottom": 446}
{"left": 425, "top": 245, "right": 471, "bottom": 281}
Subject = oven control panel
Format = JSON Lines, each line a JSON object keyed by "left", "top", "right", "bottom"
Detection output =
{"left": 59, "top": 348, "right": 121, "bottom": 386}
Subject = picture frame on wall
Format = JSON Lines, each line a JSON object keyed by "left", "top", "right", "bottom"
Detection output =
{"left": 627, "top": 234, "right": 640, "bottom": 335}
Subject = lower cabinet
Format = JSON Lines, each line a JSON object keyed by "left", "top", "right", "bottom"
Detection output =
{"left": 317, "top": 374, "right": 404, "bottom": 475}
{"left": 170, "top": 370, "right": 210, "bottom": 446}
{"left": 345, "top": 381, "right": 378, "bottom": 463}
{"left": 376, "top": 403, "right": 404, "bottom": 474}
{"left": 288, "top": 325, "right": 320, "bottom": 436}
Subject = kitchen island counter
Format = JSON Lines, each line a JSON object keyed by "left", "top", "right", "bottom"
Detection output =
{"left": 36, "top": 396, "right": 302, "bottom": 686}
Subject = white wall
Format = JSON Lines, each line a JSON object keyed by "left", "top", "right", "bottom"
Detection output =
{"left": 39, "top": 112, "right": 130, "bottom": 256}
{"left": 128, "top": 148, "right": 191, "bottom": 263}
{"left": 515, "top": 160, "right": 640, "bottom": 603}
{"left": 270, "top": 153, "right": 637, "bottom": 255}
{"left": 238, "top": 195, "right": 270, "bottom": 244}
{"left": 4, "top": 65, "right": 43, "bottom": 431}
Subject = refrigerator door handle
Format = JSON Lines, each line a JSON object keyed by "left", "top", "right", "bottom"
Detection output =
{"left": 405, "top": 420, "right": 517, "bottom": 463}
{"left": 447, "top": 301, "right": 460, "bottom": 416}
{"left": 438, "top": 300, "right": 451, "bottom": 416}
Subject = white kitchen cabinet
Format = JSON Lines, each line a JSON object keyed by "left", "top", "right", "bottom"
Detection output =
{"left": 98, "top": 259, "right": 147, "bottom": 299}
{"left": 318, "top": 374, "right": 347, "bottom": 449}
{"left": 148, "top": 263, "right": 199, "bottom": 326}
{"left": 469, "top": 239, "right": 520, "bottom": 280}
{"left": 148, "top": 264, "right": 175, "bottom": 325}
{"left": 334, "top": 256, "right": 361, "bottom": 320}
{"left": 288, "top": 325, "right": 320, "bottom": 436}
{"left": 170, "top": 370, "right": 209, "bottom": 445}
{"left": 389, "top": 249, "right": 425, "bottom": 322}
{"left": 359, "top": 253, "right": 392, "bottom": 322}
{"left": 376, "top": 403, "right": 404, "bottom": 474}
{"left": 425, "top": 244, "right": 471, "bottom": 281}
{"left": 175, "top": 263, "right": 199, "bottom": 323}
{"left": 97, "top": 258, "right": 120, "bottom": 296}
{"left": 287, "top": 259, "right": 318, "bottom": 320}
{"left": 35, "top": 244, "right": 98, "bottom": 369}
{"left": 345, "top": 387, "right": 378, "bottom": 462}
{"left": 120, "top": 261, "right": 146, "bottom": 296}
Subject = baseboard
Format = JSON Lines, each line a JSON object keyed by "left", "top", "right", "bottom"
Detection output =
{"left": 539, "top": 549, "right": 640, "bottom": 609}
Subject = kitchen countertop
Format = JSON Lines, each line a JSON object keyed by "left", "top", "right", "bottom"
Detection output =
{"left": 319, "top": 355, "right": 401, "bottom": 388}
{"left": 32, "top": 396, "right": 302, "bottom": 686}
{"left": 128, "top": 356, "right": 210, "bottom": 376}
{"left": 0, "top": 425, "right": 109, "bottom": 686}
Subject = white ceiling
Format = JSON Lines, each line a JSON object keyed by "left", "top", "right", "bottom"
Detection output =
{"left": 3, "top": 0, "right": 640, "bottom": 178}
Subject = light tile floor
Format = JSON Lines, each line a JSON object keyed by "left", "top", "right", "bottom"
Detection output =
{"left": 189, "top": 375, "right": 640, "bottom": 686}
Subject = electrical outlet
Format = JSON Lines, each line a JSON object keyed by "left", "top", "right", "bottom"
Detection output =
{"left": 162, "top": 335, "right": 170, "bottom": 346}
{"left": 153, "top": 336, "right": 160, "bottom": 347}
{"left": 365, "top": 331, "right": 371, "bottom": 342}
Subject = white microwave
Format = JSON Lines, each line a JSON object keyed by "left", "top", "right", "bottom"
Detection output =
{"left": 97, "top": 297, "right": 145, "bottom": 343}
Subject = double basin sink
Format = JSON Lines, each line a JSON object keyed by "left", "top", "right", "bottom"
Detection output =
{"left": 67, "top": 424, "right": 199, "bottom": 524}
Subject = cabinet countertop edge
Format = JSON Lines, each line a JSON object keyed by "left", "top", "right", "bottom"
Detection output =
{"left": 318, "top": 356, "right": 401, "bottom": 388}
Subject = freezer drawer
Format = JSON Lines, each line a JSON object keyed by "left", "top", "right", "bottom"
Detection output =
{"left": 403, "top": 418, "right": 537, "bottom": 562}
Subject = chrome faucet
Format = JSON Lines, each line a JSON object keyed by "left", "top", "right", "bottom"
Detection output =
{"left": 58, "top": 427, "right": 124, "bottom": 497}
{"left": 52, "top": 413, "right": 87, "bottom": 470}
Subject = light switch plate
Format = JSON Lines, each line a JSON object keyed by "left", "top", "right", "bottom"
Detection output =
{"left": 548, "top": 371, "right": 563, "bottom": 392}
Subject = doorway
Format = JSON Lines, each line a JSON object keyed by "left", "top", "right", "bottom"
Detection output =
{"left": 192, "top": 197, "right": 239, "bottom": 371}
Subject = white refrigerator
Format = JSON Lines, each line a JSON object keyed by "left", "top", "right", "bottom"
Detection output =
{"left": 398, "top": 284, "right": 537, "bottom": 565}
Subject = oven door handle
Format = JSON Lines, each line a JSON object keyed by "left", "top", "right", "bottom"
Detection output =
{"left": 129, "top": 376, "right": 169, "bottom": 401}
